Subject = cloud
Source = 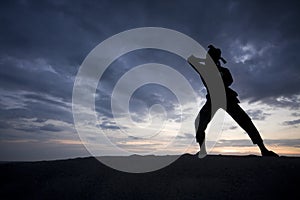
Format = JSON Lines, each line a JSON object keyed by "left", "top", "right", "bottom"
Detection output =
{"left": 283, "top": 119, "right": 300, "bottom": 126}
{"left": 96, "top": 120, "right": 121, "bottom": 130}
{"left": 246, "top": 109, "right": 270, "bottom": 121}
{"left": 176, "top": 133, "right": 195, "bottom": 139}
{"left": 0, "top": 120, "right": 10, "bottom": 129}
{"left": 0, "top": 57, "right": 73, "bottom": 103}
{"left": 15, "top": 123, "right": 63, "bottom": 133}
{"left": 291, "top": 112, "right": 300, "bottom": 117}
{"left": 40, "top": 124, "right": 62, "bottom": 132}
{"left": 0, "top": 93, "right": 73, "bottom": 125}
{"left": 228, "top": 126, "right": 238, "bottom": 130}
{"left": 1, "top": 0, "right": 299, "bottom": 111}
{"left": 94, "top": 49, "right": 202, "bottom": 122}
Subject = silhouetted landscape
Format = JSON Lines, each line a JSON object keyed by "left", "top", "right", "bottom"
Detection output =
{"left": 1, "top": 154, "right": 299, "bottom": 200}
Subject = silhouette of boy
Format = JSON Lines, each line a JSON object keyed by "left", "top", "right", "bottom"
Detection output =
{"left": 189, "top": 45, "right": 278, "bottom": 158}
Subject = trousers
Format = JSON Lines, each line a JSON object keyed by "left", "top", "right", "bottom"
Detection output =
{"left": 195, "top": 100, "right": 263, "bottom": 145}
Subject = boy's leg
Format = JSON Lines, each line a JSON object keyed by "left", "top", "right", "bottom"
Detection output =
{"left": 226, "top": 103, "right": 263, "bottom": 144}
{"left": 195, "top": 101, "right": 213, "bottom": 157}
{"left": 226, "top": 103, "right": 278, "bottom": 156}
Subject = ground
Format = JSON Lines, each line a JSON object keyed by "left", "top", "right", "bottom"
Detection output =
{"left": 1, "top": 154, "right": 299, "bottom": 200}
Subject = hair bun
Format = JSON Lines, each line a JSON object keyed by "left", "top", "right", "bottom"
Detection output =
{"left": 208, "top": 44, "right": 215, "bottom": 49}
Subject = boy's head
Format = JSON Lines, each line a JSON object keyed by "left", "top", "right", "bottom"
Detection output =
{"left": 207, "top": 45, "right": 227, "bottom": 65}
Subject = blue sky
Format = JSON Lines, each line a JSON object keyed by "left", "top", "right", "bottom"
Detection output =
{"left": 0, "top": 0, "right": 300, "bottom": 160}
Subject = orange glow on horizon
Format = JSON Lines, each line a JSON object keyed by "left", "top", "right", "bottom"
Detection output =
{"left": 49, "top": 139, "right": 85, "bottom": 145}
{"left": 185, "top": 143, "right": 300, "bottom": 156}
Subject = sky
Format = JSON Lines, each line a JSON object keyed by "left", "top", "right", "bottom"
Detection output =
{"left": 0, "top": 0, "right": 300, "bottom": 161}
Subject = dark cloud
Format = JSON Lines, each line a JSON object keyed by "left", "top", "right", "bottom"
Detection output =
{"left": 128, "top": 84, "right": 179, "bottom": 121}
{"left": 0, "top": 97, "right": 73, "bottom": 124}
{"left": 246, "top": 109, "right": 270, "bottom": 121}
{"left": 283, "top": 119, "right": 300, "bottom": 126}
{"left": 1, "top": 0, "right": 299, "bottom": 116}
{"left": 228, "top": 126, "right": 238, "bottom": 130}
{"left": 128, "top": 136, "right": 140, "bottom": 140}
{"left": 15, "top": 125, "right": 39, "bottom": 133}
{"left": 258, "top": 95, "right": 300, "bottom": 110}
{"left": 0, "top": 57, "right": 73, "bottom": 103}
{"left": 291, "top": 112, "right": 300, "bottom": 117}
{"left": 184, "top": 133, "right": 195, "bottom": 138}
{"left": 40, "top": 124, "right": 62, "bottom": 132}
{"left": 176, "top": 133, "right": 195, "bottom": 139}
{"left": 33, "top": 118, "right": 48, "bottom": 123}
{"left": 0, "top": 120, "right": 10, "bottom": 129}
{"left": 97, "top": 120, "right": 123, "bottom": 130}
{"left": 95, "top": 49, "right": 201, "bottom": 120}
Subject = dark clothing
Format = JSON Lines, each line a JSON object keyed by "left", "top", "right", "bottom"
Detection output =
{"left": 206, "top": 66, "right": 240, "bottom": 103}
{"left": 195, "top": 66, "right": 263, "bottom": 145}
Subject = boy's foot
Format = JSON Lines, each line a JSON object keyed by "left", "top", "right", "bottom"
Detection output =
{"left": 197, "top": 150, "right": 207, "bottom": 158}
{"left": 197, "top": 143, "right": 207, "bottom": 159}
{"left": 261, "top": 150, "right": 279, "bottom": 157}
